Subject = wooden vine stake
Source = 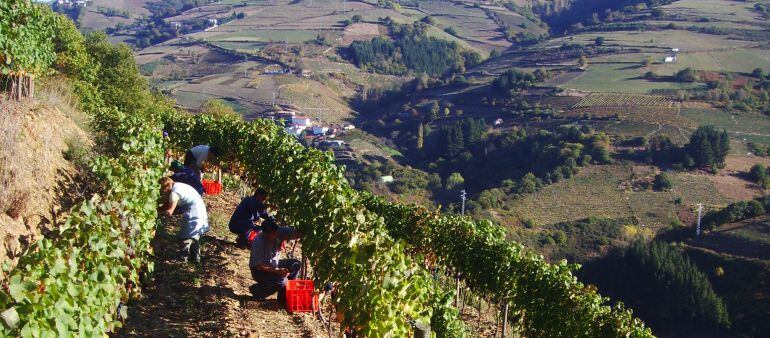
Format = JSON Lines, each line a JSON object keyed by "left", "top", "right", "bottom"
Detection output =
{"left": 454, "top": 272, "right": 460, "bottom": 308}
{"left": 501, "top": 302, "right": 509, "bottom": 338}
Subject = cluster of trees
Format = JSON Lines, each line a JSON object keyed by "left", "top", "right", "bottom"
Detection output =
{"left": 532, "top": 0, "right": 675, "bottom": 33}
{"left": 433, "top": 118, "right": 487, "bottom": 158}
{"left": 755, "top": 3, "right": 770, "bottom": 19}
{"left": 145, "top": 0, "right": 212, "bottom": 18}
{"left": 674, "top": 67, "right": 698, "bottom": 83}
{"left": 51, "top": 2, "right": 86, "bottom": 27}
{"left": 129, "top": 18, "right": 181, "bottom": 49}
{"left": 420, "top": 124, "right": 612, "bottom": 194}
{"left": 747, "top": 142, "right": 770, "bottom": 157}
{"left": 127, "top": 11, "right": 245, "bottom": 49}
{"left": 701, "top": 197, "right": 769, "bottom": 230}
{"left": 748, "top": 164, "right": 770, "bottom": 189}
{"left": 491, "top": 69, "right": 537, "bottom": 94}
{"left": 95, "top": 6, "right": 129, "bottom": 18}
{"left": 647, "top": 125, "right": 730, "bottom": 171}
{"left": 690, "top": 68, "right": 770, "bottom": 114}
{"left": 345, "top": 158, "right": 443, "bottom": 196}
{"left": 347, "top": 21, "right": 481, "bottom": 76}
{"left": 580, "top": 240, "right": 730, "bottom": 332}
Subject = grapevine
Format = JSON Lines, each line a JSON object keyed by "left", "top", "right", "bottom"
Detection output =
{"left": 362, "top": 195, "right": 654, "bottom": 337}
{"left": 162, "top": 114, "right": 466, "bottom": 337}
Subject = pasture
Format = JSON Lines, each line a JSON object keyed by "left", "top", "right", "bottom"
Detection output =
{"left": 681, "top": 108, "right": 770, "bottom": 145}
{"left": 662, "top": 0, "right": 766, "bottom": 25}
{"left": 557, "top": 54, "right": 704, "bottom": 93}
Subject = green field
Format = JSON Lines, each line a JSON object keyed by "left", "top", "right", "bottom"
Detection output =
{"left": 681, "top": 108, "right": 770, "bottom": 145}
{"left": 560, "top": 59, "right": 702, "bottom": 93}
{"left": 652, "top": 49, "right": 770, "bottom": 74}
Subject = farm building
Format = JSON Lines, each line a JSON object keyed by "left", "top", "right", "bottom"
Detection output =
{"left": 291, "top": 116, "right": 312, "bottom": 128}
{"left": 264, "top": 64, "right": 287, "bottom": 75}
{"left": 664, "top": 55, "right": 677, "bottom": 63}
{"left": 312, "top": 126, "right": 329, "bottom": 135}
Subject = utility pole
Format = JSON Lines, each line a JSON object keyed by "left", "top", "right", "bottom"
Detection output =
{"left": 696, "top": 203, "right": 703, "bottom": 236}
{"left": 454, "top": 189, "right": 467, "bottom": 308}
{"left": 243, "top": 55, "right": 248, "bottom": 78}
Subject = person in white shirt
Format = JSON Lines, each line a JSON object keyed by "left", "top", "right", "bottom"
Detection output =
{"left": 158, "top": 177, "right": 210, "bottom": 263}
{"left": 184, "top": 144, "right": 219, "bottom": 172}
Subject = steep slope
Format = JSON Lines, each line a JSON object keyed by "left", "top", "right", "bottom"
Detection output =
{"left": 0, "top": 85, "right": 92, "bottom": 272}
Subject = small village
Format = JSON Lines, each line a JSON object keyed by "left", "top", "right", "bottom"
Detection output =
{"left": 260, "top": 110, "right": 358, "bottom": 167}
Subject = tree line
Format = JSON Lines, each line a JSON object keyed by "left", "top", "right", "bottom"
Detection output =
{"left": 347, "top": 20, "right": 481, "bottom": 76}
{"left": 580, "top": 240, "right": 730, "bottom": 333}
{"left": 647, "top": 125, "right": 730, "bottom": 171}
{"left": 419, "top": 123, "right": 612, "bottom": 194}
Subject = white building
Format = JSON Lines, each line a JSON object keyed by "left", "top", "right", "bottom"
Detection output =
{"left": 380, "top": 176, "right": 394, "bottom": 184}
{"left": 291, "top": 116, "right": 312, "bottom": 128}
{"left": 671, "top": 48, "right": 680, "bottom": 53}
{"left": 664, "top": 56, "right": 677, "bottom": 63}
{"left": 342, "top": 124, "right": 356, "bottom": 131}
{"left": 285, "top": 126, "right": 306, "bottom": 136}
{"left": 311, "top": 126, "right": 329, "bottom": 135}
{"left": 329, "top": 140, "right": 345, "bottom": 148}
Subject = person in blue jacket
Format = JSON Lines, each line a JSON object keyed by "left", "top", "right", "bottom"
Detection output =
{"left": 169, "top": 161, "right": 204, "bottom": 196}
{"left": 229, "top": 188, "right": 275, "bottom": 246}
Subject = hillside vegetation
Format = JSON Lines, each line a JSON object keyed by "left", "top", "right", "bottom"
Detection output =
{"left": 0, "top": 3, "right": 656, "bottom": 337}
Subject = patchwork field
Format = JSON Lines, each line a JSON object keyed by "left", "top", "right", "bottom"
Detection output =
{"left": 510, "top": 165, "right": 634, "bottom": 226}
{"left": 416, "top": 1, "right": 511, "bottom": 52}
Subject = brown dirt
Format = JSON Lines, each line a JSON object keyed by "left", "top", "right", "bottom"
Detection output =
{"left": 707, "top": 174, "right": 762, "bottom": 201}
{"left": 116, "top": 191, "right": 338, "bottom": 337}
{"left": 0, "top": 89, "right": 92, "bottom": 276}
{"left": 724, "top": 155, "right": 770, "bottom": 172}
{"left": 340, "top": 23, "right": 382, "bottom": 46}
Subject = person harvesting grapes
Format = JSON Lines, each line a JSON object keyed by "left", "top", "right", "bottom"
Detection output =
{"left": 228, "top": 188, "right": 275, "bottom": 247}
{"left": 158, "top": 177, "right": 210, "bottom": 263}
{"left": 248, "top": 219, "right": 301, "bottom": 302}
{"left": 184, "top": 144, "right": 220, "bottom": 173}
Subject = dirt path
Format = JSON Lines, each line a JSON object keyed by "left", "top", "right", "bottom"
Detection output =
{"left": 116, "top": 192, "right": 332, "bottom": 337}
{"left": 116, "top": 191, "right": 502, "bottom": 337}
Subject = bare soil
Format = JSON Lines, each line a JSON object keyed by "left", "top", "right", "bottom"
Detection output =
{"left": 0, "top": 91, "right": 92, "bottom": 275}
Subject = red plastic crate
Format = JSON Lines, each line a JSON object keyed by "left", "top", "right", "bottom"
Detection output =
{"left": 285, "top": 280, "right": 318, "bottom": 313}
{"left": 202, "top": 179, "right": 222, "bottom": 195}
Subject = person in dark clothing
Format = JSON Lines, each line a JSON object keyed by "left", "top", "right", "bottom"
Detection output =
{"left": 169, "top": 161, "right": 204, "bottom": 196}
{"left": 248, "top": 219, "right": 301, "bottom": 302}
{"left": 229, "top": 188, "right": 274, "bottom": 246}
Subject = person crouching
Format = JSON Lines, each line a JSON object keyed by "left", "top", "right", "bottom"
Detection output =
{"left": 158, "top": 177, "right": 210, "bottom": 263}
{"left": 248, "top": 218, "right": 301, "bottom": 302}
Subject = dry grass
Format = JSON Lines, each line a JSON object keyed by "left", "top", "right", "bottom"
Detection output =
{"left": 0, "top": 83, "right": 92, "bottom": 272}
